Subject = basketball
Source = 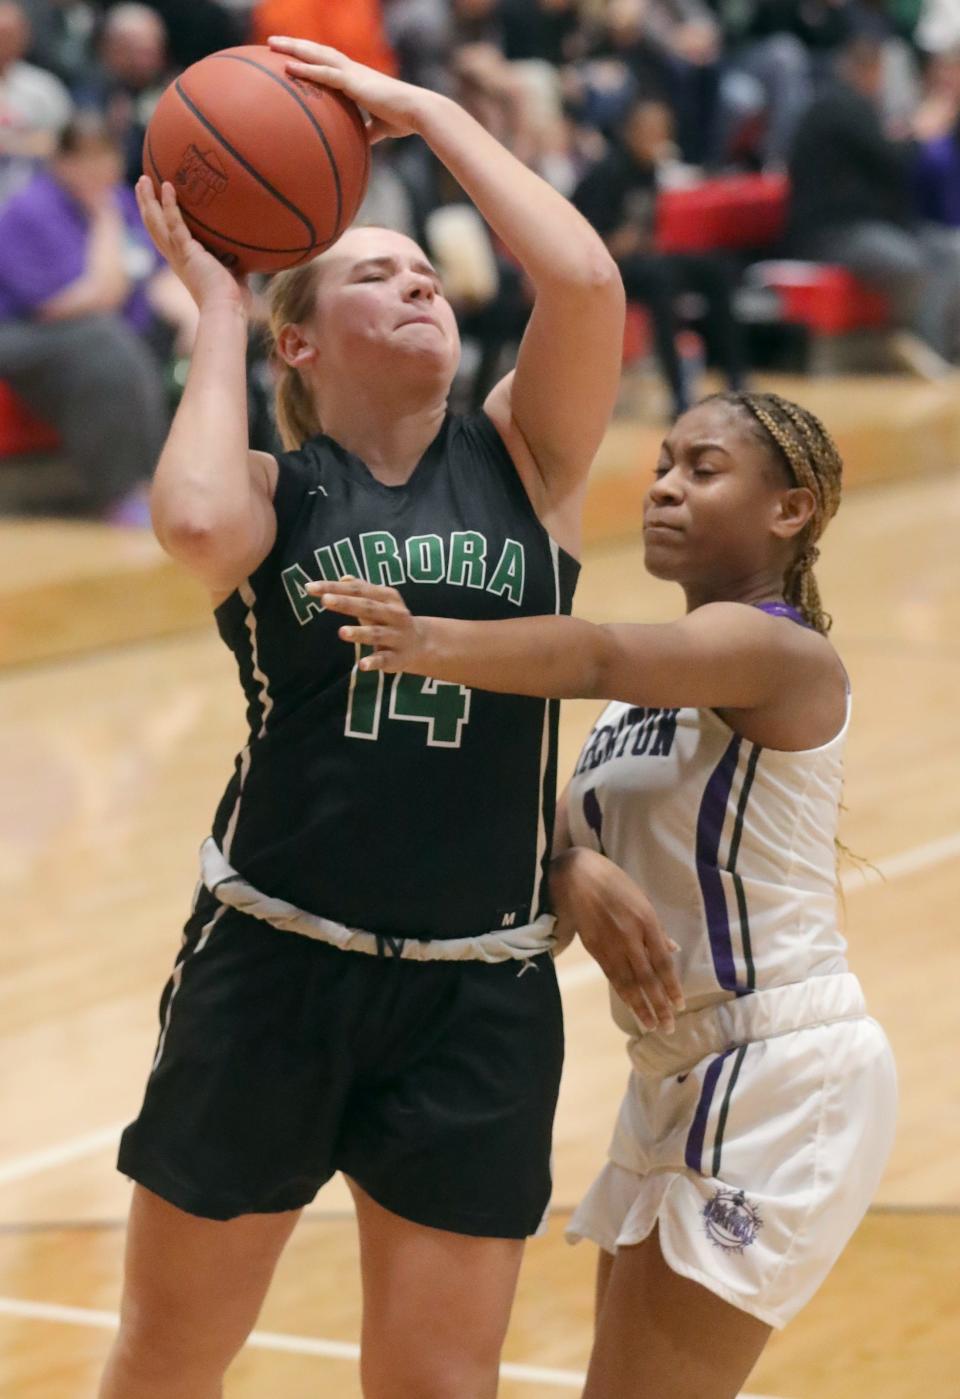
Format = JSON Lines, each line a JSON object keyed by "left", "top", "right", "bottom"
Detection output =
{"left": 142, "top": 45, "right": 370, "bottom": 275}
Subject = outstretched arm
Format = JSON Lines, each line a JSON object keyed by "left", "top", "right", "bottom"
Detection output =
{"left": 314, "top": 579, "right": 812, "bottom": 713}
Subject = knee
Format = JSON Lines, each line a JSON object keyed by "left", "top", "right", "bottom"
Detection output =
{"left": 362, "top": 1355, "right": 498, "bottom": 1399}
{"left": 110, "top": 1296, "right": 241, "bottom": 1386}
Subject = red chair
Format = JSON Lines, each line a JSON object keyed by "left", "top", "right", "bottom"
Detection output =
{"left": 0, "top": 380, "right": 61, "bottom": 456}
{"left": 746, "top": 262, "right": 890, "bottom": 335}
{"left": 655, "top": 173, "right": 789, "bottom": 254}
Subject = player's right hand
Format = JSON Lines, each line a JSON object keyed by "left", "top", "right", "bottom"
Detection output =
{"left": 314, "top": 577, "right": 431, "bottom": 675}
{"left": 268, "top": 37, "right": 428, "bottom": 143}
{"left": 135, "top": 177, "right": 249, "bottom": 312}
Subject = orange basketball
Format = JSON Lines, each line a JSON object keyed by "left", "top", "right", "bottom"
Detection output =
{"left": 143, "top": 45, "right": 370, "bottom": 275}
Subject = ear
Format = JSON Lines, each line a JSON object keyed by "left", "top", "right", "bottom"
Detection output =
{"left": 770, "top": 486, "right": 816, "bottom": 543}
{"left": 276, "top": 324, "right": 318, "bottom": 370}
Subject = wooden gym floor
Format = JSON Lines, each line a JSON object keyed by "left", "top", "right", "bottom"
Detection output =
{"left": 1, "top": 374, "right": 958, "bottom": 1397}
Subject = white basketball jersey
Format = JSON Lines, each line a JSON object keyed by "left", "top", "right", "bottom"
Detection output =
{"left": 566, "top": 680, "right": 851, "bottom": 1022}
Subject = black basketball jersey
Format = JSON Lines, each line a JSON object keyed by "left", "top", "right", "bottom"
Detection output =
{"left": 209, "top": 410, "right": 579, "bottom": 940}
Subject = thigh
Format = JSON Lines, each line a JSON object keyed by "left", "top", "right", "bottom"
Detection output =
{"left": 114, "top": 1185, "right": 300, "bottom": 1369}
{"left": 584, "top": 1226, "right": 771, "bottom": 1399}
{"left": 349, "top": 1177, "right": 524, "bottom": 1399}
{"left": 338, "top": 953, "right": 564, "bottom": 1240}
{"left": 119, "top": 907, "right": 359, "bottom": 1220}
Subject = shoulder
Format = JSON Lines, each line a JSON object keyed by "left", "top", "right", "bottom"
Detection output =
{"left": 250, "top": 450, "right": 280, "bottom": 501}
{"left": 680, "top": 602, "right": 842, "bottom": 683}
{"left": 474, "top": 385, "right": 548, "bottom": 502}
{"left": 447, "top": 407, "right": 514, "bottom": 463}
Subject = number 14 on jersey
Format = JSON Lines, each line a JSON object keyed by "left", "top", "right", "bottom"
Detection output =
{"left": 346, "top": 645, "right": 472, "bottom": 748}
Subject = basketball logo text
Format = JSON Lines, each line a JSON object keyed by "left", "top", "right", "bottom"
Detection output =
{"left": 176, "top": 145, "right": 229, "bottom": 207}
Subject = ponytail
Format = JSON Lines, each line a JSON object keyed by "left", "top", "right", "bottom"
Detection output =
{"left": 266, "top": 258, "right": 328, "bottom": 451}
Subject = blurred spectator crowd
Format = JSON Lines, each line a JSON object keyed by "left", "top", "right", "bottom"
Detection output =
{"left": 3, "top": 0, "right": 960, "bottom": 519}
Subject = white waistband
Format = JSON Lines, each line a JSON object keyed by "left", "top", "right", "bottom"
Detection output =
{"left": 627, "top": 973, "right": 867, "bottom": 1077}
{"left": 200, "top": 838, "right": 556, "bottom": 963}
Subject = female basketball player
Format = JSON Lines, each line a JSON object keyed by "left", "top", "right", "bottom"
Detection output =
{"left": 318, "top": 390, "right": 898, "bottom": 1399}
{"left": 98, "top": 39, "right": 624, "bottom": 1399}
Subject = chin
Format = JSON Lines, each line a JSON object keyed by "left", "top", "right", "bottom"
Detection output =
{"left": 642, "top": 544, "right": 687, "bottom": 582}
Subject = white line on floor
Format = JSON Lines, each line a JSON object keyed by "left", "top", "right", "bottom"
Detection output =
{"left": 0, "top": 1124, "right": 125, "bottom": 1189}
{"left": 557, "top": 827, "right": 960, "bottom": 994}
{"left": 0, "top": 1296, "right": 787, "bottom": 1395}
{"left": 0, "top": 827, "right": 954, "bottom": 1191}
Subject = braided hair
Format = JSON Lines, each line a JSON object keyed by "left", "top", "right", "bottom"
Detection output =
{"left": 704, "top": 391, "right": 843, "bottom": 634}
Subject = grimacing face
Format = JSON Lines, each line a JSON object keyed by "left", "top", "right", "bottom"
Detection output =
{"left": 642, "top": 400, "right": 801, "bottom": 591}
{"left": 304, "top": 227, "right": 461, "bottom": 388}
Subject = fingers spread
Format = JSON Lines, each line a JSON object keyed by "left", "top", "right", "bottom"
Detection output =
{"left": 362, "top": 651, "right": 399, "bottom": 673}
{"left": 339, "top": 624, "right": 391, "bottom": 648}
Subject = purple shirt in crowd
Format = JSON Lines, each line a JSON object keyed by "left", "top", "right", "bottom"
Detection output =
{"left": 914, "top": 134, "right": 960, "bottom": 229}
{"left": 0, "top": 171, "right": 162, "bottom": 330}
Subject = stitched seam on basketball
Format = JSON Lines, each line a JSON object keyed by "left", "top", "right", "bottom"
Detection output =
{"left": 210, "top": 53, "right": 343, "bottom": 238}
{"left": 146, "top": 132, "right": 314, "bottom": 256}
{"left": 173, "top": 78, "right": 317, "bottom": 246}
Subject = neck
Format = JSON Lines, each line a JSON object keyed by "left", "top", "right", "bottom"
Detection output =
{"left": 682, "top": 569, "right": 786, "bottom": 614}
{"left": 316, "top": 380, "right": 449, "bottom": 486}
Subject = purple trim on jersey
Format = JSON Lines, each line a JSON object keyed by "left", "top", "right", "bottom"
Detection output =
{"left": 695, "top": 734, "right": 741, "bottom": 992}
{"left": 684, "top": 1047, "right": 736, "bottom": 1173}
{"left": 754, "top": 600, "right": 812, "bottom": 628}
{"left": 582, "top": 787, "right": 604, "bottom": 853}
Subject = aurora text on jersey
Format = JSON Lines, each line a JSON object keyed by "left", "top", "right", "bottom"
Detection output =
{"left": 282, "top": 530, "right": 528, "bottom": 626}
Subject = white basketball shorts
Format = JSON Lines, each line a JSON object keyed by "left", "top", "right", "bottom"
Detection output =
{"left": 567, "top": 972, "right": 897, "bottom": 1328}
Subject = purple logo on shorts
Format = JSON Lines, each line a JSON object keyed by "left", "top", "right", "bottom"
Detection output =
{"left": 703, "top": 1189, "right": 762, "bottom": 1253}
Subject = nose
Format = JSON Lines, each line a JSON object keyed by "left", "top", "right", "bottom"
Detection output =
{"left": 403, "top": 271, "right": 435, "bottom": 302}
{"left": 648, "top": 465, "right": 683, "bottom": 505}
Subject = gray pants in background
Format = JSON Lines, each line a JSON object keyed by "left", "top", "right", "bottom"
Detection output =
{"left": 0, "top": 313, "right": 169, "bottom": 514}
{"left": 800, "top": 219, "right": 960, "bottom": 359}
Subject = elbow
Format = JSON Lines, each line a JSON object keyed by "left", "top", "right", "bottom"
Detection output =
{"left": 570, "top": 247, "right": 624, "bottom": 299}
{"left": 152, "top": 502, "right": 229, "bottom": 564}
{"left": 588, "top": 247, "right": 623, "bottom": 290}
{"left": 154, "top": 512, "right": 216, "bottom": 562}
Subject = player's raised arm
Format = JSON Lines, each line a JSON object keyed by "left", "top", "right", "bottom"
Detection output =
{"left": 268, "top": 38, "right": 625, "bottom": 555}
{"left": 135, "top": 178, "right": 277, "bottom": 597}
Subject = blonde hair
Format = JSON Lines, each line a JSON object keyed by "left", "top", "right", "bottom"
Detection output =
{"left": 266, "top": 258, "right": 328, "bottom": 452}
{"left": 708, "top": 391, "right": 844, "bottom": 634}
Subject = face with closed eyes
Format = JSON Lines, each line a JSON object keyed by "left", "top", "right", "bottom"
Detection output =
{"left": 643, "top": 399, "right": 814, "bottom": 599}
{"left": 290, "top": 226, "right": 461, "bottom": 395}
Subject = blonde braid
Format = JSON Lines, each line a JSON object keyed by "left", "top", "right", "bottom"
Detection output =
{"left": 709, "top": 392, "right": 843, "bottom": 634}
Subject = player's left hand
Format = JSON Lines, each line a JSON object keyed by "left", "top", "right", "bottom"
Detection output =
{"left": 550, "top": 848, "right": 685, "bottom": 1032}
{"left": 268, "top": 37, "right": 430, "bottom": 142}
{"left": 312, "top": 577, "right": 431, "bottom": 673}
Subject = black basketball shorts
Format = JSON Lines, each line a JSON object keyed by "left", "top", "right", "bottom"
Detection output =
{"left": 118, "top": 894, "right": 565, "bottom": 1237}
